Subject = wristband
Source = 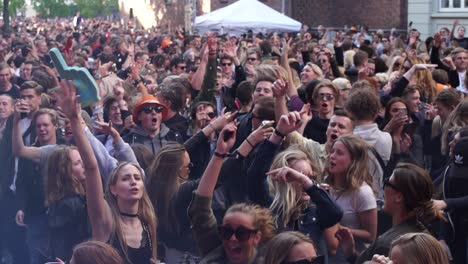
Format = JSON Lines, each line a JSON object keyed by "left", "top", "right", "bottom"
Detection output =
{"left": 214, "top": 151, "right": 227, "bottom": 158}
{"left": 208, "top": 123, "right": 217, "bottom": 132}
{"left": 245, "top": 138, "right": 255, "bottom": 148}
{"left": 274, "top": 129, "right": 286, "bottom": 138}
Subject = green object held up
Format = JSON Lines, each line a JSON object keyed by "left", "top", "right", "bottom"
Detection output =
{"left": 48, "top": 47, "right": 100, "bottom": 107}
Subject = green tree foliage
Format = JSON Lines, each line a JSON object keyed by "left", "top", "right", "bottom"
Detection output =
{"left": 32, "top": 0, "right": 74, "bottom": 18}
{"left": 31, "top": 0, "right": 118, "bottom": 18}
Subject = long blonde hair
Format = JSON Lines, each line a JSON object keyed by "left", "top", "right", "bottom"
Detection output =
{"left": 326, "top": 135, "right": 373, "bottom": 192}
{"left": 105, "top": 162, "right": 157, "bottom": 263}
{"left": 390, "top": 233, "right": 449, "bottom": 264}
{"left": 441, "top": 99, "right": 468, "bottom": 154}
{"left": 268, "top": 145, "right": 320, "bottom": 227}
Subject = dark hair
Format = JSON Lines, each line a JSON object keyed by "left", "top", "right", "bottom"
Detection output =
{"left": 384, "top": 97, "right": 411, "bottom": 121}
{"left": 170, "top": 57, "right": 185, "bottom": 69}
{"left": 391, "top": 163, "right": 445, "bottom": 224}
{"left": 345, "top": 86, "right": 381, "bottom": 121}
{"left": 432, "top": 69, "right": 449, "bottom": 85}
{"left": 159, "top": 82, "right": 186, "bottom": 112}
{"left": 353, "top": 50, "right": 369, "bottom": 68}
{"left": 434, "top": 89, "right": 461, "bottom": 110}
{"left": 130, "top": 144, "right": 155, "bottom": 172}
{"left": 254, "top": 96, "right": 275, "bottom": 121}
{"left": 146, "top": 143, "right": 187, "bottom": 235}
{"left": 190, "top": 101, "right": 216, "bottom": 121}
{"left": 236, "top": 80, "right": 254, "bottom": 107}
{"left": 20, "top": 80, "right": 44, "bottom": 95}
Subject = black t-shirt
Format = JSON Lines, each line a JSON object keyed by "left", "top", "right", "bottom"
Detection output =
{"left": 0, "top": 84, "right": 20, "bottom": 99}
{"left": 454, "top": 37, "right": 468, "bottom": 49}
{"left": 303, "top": 116, "right": 330, "bottom": 144}
{"left": 164, "top": 113, "right": 189, "bottom": 140}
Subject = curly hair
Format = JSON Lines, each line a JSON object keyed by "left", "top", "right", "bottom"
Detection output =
{"left": 344, "top": 86, "right": 381, "bottom": 121}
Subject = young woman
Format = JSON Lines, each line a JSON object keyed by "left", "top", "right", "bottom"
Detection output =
{"left": 246, "top": 112, "right": 342, "bottom": 262}
{"left": 370, "top": 233, "right": 449, "bottom": 264}
{"left": 57, "top": 81, "right": 157, "bottom": 264}
{"left": 46, "top": 146, "right": 88, "bottom": 261}
{"left": 325, "top": 135, "right": 377, "bottom": 263}
{"left": 263, "top": 232, "right": 324, "bottom": 264}
{"left": 336, "top": 163, "right": 444, "bottom": 263}
{"left": 146, "top": 143, "right": 199, "bottom": 262}
{"left": 380, "top": 97, "right": 423, "bottom": 167}
{"left": 188, "top": 123, "right": 276, "bottom": 264}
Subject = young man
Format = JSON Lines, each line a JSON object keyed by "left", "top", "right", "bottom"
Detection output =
{"left": 122, "top": 94, "right": 183, "bottom": 155}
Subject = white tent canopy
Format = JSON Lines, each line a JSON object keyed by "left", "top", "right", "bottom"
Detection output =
{"left": 194, "top": 0, "right": 302, "bottom": 35}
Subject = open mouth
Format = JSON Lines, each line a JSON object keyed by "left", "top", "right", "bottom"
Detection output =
{"left": 321, "top": 103, "right": 328, "bottom": 108}
{"left": 151, "top": 118, "right": 158, "bottom": 123}
{"left": 331, "top": 134, "right": 338, "bottom": 140}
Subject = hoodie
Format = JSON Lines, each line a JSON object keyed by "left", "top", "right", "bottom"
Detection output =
{"left": 122, "top": 123, "right": 183, "bottom": 155}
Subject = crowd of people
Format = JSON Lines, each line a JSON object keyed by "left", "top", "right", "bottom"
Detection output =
{"left": 0, "top": 14, "right": 468, "bottom": 264}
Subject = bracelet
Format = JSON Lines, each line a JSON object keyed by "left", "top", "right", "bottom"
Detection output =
{"left": 208, "top": 123, "right": 216, "bottom": 132}
{"left": 274, "top": 129, "right": 286, "bottom": 138}
{"left": 245, "top": 138, "right": 255, "bottom": 148}
{"left": 214, "top": 151, "right": 227, "bottom": 158}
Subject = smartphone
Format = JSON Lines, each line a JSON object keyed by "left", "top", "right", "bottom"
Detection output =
{"left": 121, "top": 110, "right": 131, "bottom": 121}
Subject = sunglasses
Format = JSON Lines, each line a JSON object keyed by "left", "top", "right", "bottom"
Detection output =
{"left": 207, "top": 112, "right": 216, "bottom": 119}
{"left": 221, "top": 63, "right": 232, "bottom": 67}
{"left": 142, "top": 106, "right": 164, "bottom": 114}
{"left": 218, "top": 225, "right": 258, "bottom": 242}
{"left": 317, "top": 93, "right": 334, "bottom": 101}
{"left": 283, "top": 256, "right": 325, "bottom": 264}
{"left": 383, "top": 178, "right": 399, "bottom": 191}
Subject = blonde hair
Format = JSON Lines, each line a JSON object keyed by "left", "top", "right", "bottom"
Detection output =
{"left": 343, "top": 50, "right": 356, "bottom": 70}
{"left": 441, "top": 99, "right": 468, "bottom": 154}
{"left": 326, "top": 135, "right": 373, "bottom": 192}
{"left": 406, "top": 57, "right": 437, "bottom": 103}
{"left": 390, "top": 233, "right": 449, "bottom": 264}
{"left": 268, "top": 145, "right": 320, "bottom": 227}
{"left": 305, "top": 62, "right": 324, "bottom": 81}
{"left": 105, "top": 162, "right": 157, "bottom": 263}
{"left": 263, "top": 231, "right": 315, "bottom": 264}
{"left": 225, "top": 203, "right": 276, "bottom": 244}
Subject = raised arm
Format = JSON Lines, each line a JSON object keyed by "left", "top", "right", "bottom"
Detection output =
{"left": 190, "top": 42, "right": 208, "bottom": 91}
{"left": 57, "top": 80, "right": 113, "bottom": 242}
{"left": 12, "top": 101, "right": 41, "bottom": 163}
{"left": 192, "top": 36, "right": 217, "bottom": 105}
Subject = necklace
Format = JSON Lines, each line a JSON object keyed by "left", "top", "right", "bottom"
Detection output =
{"left": 120, "top": 212, "right": 139, "bottom": 218}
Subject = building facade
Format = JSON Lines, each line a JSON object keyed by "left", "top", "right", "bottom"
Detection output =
{"left": 408, "top": 0, "right": 468, "bottom": 39}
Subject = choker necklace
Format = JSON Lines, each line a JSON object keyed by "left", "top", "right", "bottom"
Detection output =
{"left": 120, "top": 212, "right": 139, "bottom": 218}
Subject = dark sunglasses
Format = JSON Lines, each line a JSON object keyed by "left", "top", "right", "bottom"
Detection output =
{"left": 383, "top": 178, "right": 399, "bottom": 191}
{"left": 142, "top": 106, "right": 164, "bottom": 114}
{"left": 207, "top": 112, "right": 216, "bottom": 119}
{"left": 317, "top": 93, "right": 334, "bottom": 101}
{"left": 221, "top": 63, "right": 232, "bottom": 67}
{"left": 218, "top": 225, "right": 258, "bottom": 242}
{"left": 283, "top": 256, "right": 325, "bottom": 264}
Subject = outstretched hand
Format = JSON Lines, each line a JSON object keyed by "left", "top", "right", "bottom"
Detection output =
{"left": 267, "top": 166, "right": 313, "bottom": 188}
{"left": 335, "top": 227, "right": 356, "bottom": 258}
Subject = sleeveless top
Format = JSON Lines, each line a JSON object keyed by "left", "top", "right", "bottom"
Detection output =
{"left": 110, "top": 221, "right": 152, "bottom": 264}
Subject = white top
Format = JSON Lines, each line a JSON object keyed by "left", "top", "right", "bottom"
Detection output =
{"left": 457, "top": 71, "right": 467, "bottom": 93}
{"left": 329, "top": 183, "right": 376, "bottom": 263}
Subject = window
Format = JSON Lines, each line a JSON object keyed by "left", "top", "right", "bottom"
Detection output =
{"left": 440, "top": 0, "right": 468, "bottom": 11}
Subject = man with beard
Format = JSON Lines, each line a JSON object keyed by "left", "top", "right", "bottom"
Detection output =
{"left": 122, "top": 94, "right": 183, "bottom": 155}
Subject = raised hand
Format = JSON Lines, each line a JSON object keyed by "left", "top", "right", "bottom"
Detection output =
{"left": 335, "top": 227, "right": 356, "bottom": 258}
{"left": 223, "top": 41, "right": 238, "bottom": 59}
{"left": 56, "top": 80, "right": 81, "bottom": 120}
{"left": 248, "top": 121, "right": 275, "bottom": 145}
{"left": 412, "top": 64, "right": 438, "bottom": 71}
{"left": 216, "top": 122, "right": 237, "bottom": 154}
{"left": 267, "top": 166, "right": 313, "bottom": 187}
{"left": 299, "top": 103, "right": 313, "bottom": 124}
{"left": 272, "top": 78, "right": 288, "bottom": 98}
{"left": 370, "top": 255, "right": 393, "bottom": 264}
{"left": 276, "top": 111, "right": 303, "bottom": 136}
{"left": 210, "top": 109, "right": 237, "bottom": 131}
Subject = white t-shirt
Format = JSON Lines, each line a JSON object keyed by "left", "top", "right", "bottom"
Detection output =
{"left": 329, "top": 183, "right": 376, "bottom": 263}
{"left": 457, "top": 71, "right": 467, "bottom": 93}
